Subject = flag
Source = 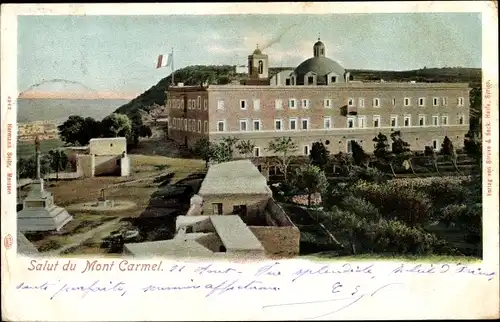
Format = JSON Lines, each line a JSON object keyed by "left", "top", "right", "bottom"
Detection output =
{"left": 156, "top": 53, "right": 172, "bottom": 69}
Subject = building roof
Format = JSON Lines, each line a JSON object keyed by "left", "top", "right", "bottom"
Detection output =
{"left": 210, "top": 216, "right": 264, "bottom": 251}
{"left": 89, "top": 137, "right": 127, "bottom": 142}
{"left": 198, "top": 160, "right": 270, "bottom": 195}
{"left": 124, "top": 239, "right": 213, "bottom": 258}
{"left": 294, "top": 56, "right": 346, "bottom": 80}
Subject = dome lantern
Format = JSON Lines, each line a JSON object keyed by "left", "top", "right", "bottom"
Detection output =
{"left": 313, "top": 36, "right": 325, "bottom": 57}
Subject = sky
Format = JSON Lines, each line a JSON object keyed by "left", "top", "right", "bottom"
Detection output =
{"left": 18, "top": 13, "right": 482, "bottom": 97}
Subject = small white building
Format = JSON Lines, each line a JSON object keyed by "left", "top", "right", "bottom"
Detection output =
{"left": 76, "top": 137, "right": 130, "bottom": 177}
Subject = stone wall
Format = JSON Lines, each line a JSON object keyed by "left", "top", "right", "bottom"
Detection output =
{"left": 249, "top": 226, "right": 300, "bottom": 258}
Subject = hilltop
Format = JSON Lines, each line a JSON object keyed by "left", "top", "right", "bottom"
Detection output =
{"left": 114, "top": 65, "right": 482, "bottom": 120}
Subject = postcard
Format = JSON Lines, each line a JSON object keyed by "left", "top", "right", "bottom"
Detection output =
{"left": 1, "top": 2, "right": 499, "bottom": 321}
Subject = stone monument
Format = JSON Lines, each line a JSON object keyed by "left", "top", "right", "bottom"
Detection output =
{"left": 17, "top": 136, "right": 73, "bottom": 232}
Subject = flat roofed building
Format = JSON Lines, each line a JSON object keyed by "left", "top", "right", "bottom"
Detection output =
{"left": 166, "top": 39, "right": 470, "bottom": 156}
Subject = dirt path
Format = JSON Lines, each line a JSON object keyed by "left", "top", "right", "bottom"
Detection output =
{"left": 45, "top": 218, "right": 121, "bottom": 256}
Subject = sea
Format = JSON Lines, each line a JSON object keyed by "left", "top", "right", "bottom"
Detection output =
{"left": 17, "top": 98, "right": 130, "bottom": 125}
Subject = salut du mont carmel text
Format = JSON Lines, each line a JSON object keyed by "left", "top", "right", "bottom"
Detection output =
{"left": 28, "top": 259, "right": 165, "bottom": 273}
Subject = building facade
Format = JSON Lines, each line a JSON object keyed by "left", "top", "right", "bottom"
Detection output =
{"left": 166, "top": 39, "right": 470, "bottom": 156}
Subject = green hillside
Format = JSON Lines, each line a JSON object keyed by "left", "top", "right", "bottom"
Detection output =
{"left": 114, "top": 65, "right": 482, "bottom": 125}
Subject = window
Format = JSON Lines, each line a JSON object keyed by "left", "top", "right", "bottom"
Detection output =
{"left": 289, "top": 118, "right": 297, "bottom": 130}
{"left": 392, "top": 98, "right": 396, "bottom": 106}
{"left": 404, "top": 97, "right": 411, "bottom": 106}
{"left": 253, "top": 99, "right": 260, "bottom": 111}
{"left": 204, "top": 121, "right": 208, "bottom": 133}
{"left": 418, "top": 97, "right": 425, "bottom": 106}
{"left": 240, "top": 119, "right": 248, "bottom": 131}
{"left": 324, "top": 99, "right": 332, "bottom": 108}
{"left": 301, "top": 118, "right": 309, "bottom": 130}
{"left": 404, "top": 115, "right": 411, "bottom": 127}
{"left": 358, "top": 116, "right": 366, "bottom": 128}
{"left": 254, "top": 147, "right": 260, "bottom": 157}
{"left": 372, "top": 98, "right": 380, "bottom": 107}
{"left": 285, "top": 79, "right": 291, "bottom": 85}
{"left": 441, "top": 115, "right": 448, "bottom": 125}
{"left": 433, "top": 97, "right": 439, "bottom": 106}
{"left": 373, "top": 115, "right": 380, "bottom": 128}
{"left": 275, "top": 99, "right": 283, "bottom": 110}
{"left": 301, "top": 99, "right": 310, "bottom": 109}
{"left": 457, "top": 115, "right": 465, "bottom": 125}
{"left": 197, "top": 96, "right": 201, "bottom": 110}
{"left": 390, "top": 116, "right": 398, "bottom": 128}
{"left": 347, "top": 117, "right": 355, "bottom": 128}
{"left": 240, "top": 100, "right": 247, "bottom": 110}
{"left": 187, "top": 119, "right": 191, "bottom": 131}
{"left": 442, "top": 97, "right": 448, "bottom": 106}
{"left": 197, "top": 120, "right": 201, "bottom": 132}
{"left": 187, "top": 100, "right": 191, "bottom": 110}
{"left": 217, "top": 120, "right": 225, "bottom": 132}
{"left": 308, "top": 76, "right": 314, "bottom": 84}
{"left": 324, "top": 117, "right": 332, "bottom": 129}
{"left": 419, "top": 115, "right": 426, "bottom": 126}
{"left": 303, "top": 145, "right": 310, "bottom": 155}
{"left": 432, "top": 116, "right": 439, "bottom": 126}
{"left": 274, "top": 119, "right": 283, "bottom": 131}
{"left": 432, "top": 139, "right": 440, "bottom": 152}
{"left": 347, "top": 98, "right": 355, "bottom": 107}
{"left": 184, "top": 119, "right": 187, "bottom": 131}
{"left": 458, "top": 97, "right": 465, "bottom": 106}
{"left": 289, "top": 99, "right": 297, "bottom": 109}
{"left": 204, "top": 99, "right": 208, "bottom": 110}
{"left": 331, "top": 76, "right": 337, "bottom": 83}
{"left": 253, "top": 119, "right": 261, "bottom": 131}
{"left": 217, "top": 99, "right": 225, "bottom": 110}
{"left": 258, "top": 61, "right": 263, "bottom": 74}
{"left": 358, "top": 98, "right": 365, "bottom": 108}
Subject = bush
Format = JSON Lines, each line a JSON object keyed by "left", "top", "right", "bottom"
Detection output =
{"left": 350, "top": 181, "right": 432, "bottom": 227}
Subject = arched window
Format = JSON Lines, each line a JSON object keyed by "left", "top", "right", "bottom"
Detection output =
{"left": 258, "top": 60, "right": 263, "bottom": 74}
{"left": 321, "top": 48, "right": 324, "bottom": 55}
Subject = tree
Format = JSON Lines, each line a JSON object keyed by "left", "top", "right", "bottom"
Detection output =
{"left": 464, "top": 130, "right": 482, "bottom": 165}
{"left": 17, "top": 155, "right": 52, "bottom": 179}
{"left": 81, "top": 117, "right": 102, "bottom": 143}
{"left": 332, "top": 152, "right": 352, "bottom": 176}
{"left": 309, "top": 141, "right": 330, "bottom": 170}
{"left": 221, "top": 136, "right": 239, "bottom": 159}
{"left": 101, "top": 113, "right": 132, "bottom": 138}
{"left": 57, "top": 115, "right": 85, "bottom": 146}
{"left": 236, "top": 140, "right": 255, "bottom": 159}
{"left": 391, "top": 131, "right": 416, "bottom": 175}
{"left": 372, "top": 132, "right": 396, "bottom": 176}
{"left": 350, "top": 140, "right": 370, "bottom": 167}
{"left": 193, "top": 138, "right": 212, "bottom": 168}
{"left": 290, "top": 164, "right": 328, "bottom": 206}
{"left": 47, "top": 149, "right": 69, "bottom": 180}
{"left": 267, "top": 137, "right": 298, "bottom": 182}
{"left": 424, "top": 146, "right": 440, "bottom": 174}
{"left": 210, "top": 141, "right": 233, "bottom": 164}
{"left": 441, "top": 136, "right": 460, "bottom": 172}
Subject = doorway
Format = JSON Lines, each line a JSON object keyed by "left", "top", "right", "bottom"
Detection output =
{"left": 212, "top": 203, "right": 223, "bottom": 215}
{"left": 232, "top": 204, "right": 248, "bottom": 217}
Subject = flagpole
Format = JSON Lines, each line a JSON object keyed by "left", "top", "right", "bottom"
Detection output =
{"left": 171, "top": 47, "right": 175, "bottom": 86}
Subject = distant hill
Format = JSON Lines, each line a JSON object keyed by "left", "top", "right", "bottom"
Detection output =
{"left": 114, "top": 65, "right": 482, "bottom": 120}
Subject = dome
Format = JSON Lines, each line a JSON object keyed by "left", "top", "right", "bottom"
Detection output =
{"left": 253, "top": 48, "right": 262, "bottom": 55}
{"left": 293, "top": 56, "right": 345, "bottom": 81}
{"left": 314, "top": 40, "right": 324, "bottom": 47}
